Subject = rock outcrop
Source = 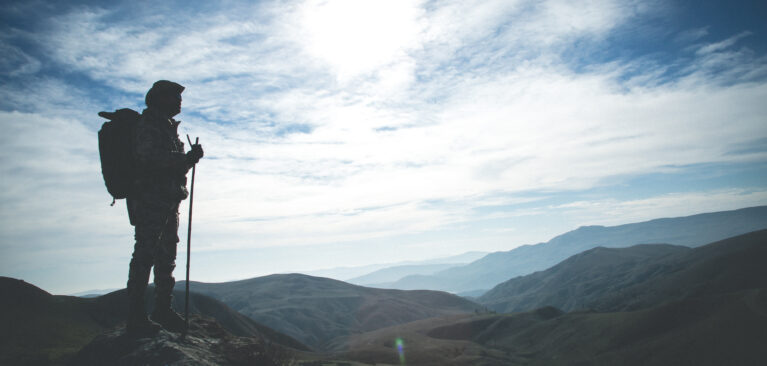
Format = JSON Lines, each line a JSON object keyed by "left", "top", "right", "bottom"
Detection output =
{"left": 69, "top": 316, "right": 296, "bottom": 366}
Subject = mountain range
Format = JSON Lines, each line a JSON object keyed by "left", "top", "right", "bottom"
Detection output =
{"left": 346, "top": 263, "right": 458, "bottom": 286}
{"left": 383, "top": 205, "right": 767, "bottom": 294}
{"left": 303, "top": 250, "right": 489, "bottom": 282}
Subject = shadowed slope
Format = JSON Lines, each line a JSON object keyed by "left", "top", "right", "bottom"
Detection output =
{"left": 0, "top": 278, "right": 103, "bottom": 366}
{"left": 385, "top": 289, "right": 766, "bottom": 366}
{"left": 478, "top": 244, "right": 690, "bottom": 313}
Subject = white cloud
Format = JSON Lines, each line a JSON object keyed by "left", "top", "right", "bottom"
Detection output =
{"left": 0, "top": 110, "right": 121, "bottom": 240}
{"left": 696, "top": 31, "right": 752, "bottom": 56}
{"left": 0, "top": 43, "right": 41, "bottom": 76}
{"left": 2, "top": 0, "right": 767, "bottom": 292}
{"left": 675, "top": 27, "right": 709, "bottom": 43}
{"left": 555, "top": 188, "right": 767, "bottom": 227}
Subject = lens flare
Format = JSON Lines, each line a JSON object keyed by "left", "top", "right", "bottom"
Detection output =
{"left": 395, "top": 337, "right": 405, "bottom": 365}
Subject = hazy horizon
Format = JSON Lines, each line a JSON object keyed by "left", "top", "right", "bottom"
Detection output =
{"left": 2, "top": 0, "right": 766, "bottom": 295}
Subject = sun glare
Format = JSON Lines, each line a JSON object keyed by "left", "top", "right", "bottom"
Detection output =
{"left": 299, "top": 0, "right": 423, "bottom": 79}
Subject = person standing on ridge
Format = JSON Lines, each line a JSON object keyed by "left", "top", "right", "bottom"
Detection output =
{"left": 126, "top": 80, "right": 204, "bottom": 336}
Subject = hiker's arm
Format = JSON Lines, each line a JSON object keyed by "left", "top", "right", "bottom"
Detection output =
{"left": 134, "top": 125, "right": 188, "bottom": 173}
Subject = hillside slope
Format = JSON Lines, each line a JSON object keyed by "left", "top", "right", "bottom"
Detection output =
{"left": 182, "top": 273, "right": 484, "bottom": 351}
{"left": 390, "top": 205, "right": 767, "bottom": 293}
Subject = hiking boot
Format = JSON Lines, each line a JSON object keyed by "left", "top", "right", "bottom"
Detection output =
{"left": 153, "top": 273, "right": 186, "bottom": 333}
{"left": 151, "top": 308, "right": 186, "bottom": 333}
{"left": 127, "top": 314, "right": 162, "bottom": 337}
{"left": 126, "top": 261, "right": 159, "bottom": 337}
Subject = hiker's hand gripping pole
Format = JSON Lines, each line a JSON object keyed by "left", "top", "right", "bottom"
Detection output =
{"left": 183, "top": 135, "right": 198, "bottom": 337}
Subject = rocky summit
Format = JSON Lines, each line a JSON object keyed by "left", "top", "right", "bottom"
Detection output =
{"left": 69, "top": 315, "right": 295, "bottom": 366}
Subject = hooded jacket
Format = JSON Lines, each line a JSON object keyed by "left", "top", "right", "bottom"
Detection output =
{"left": 131, "top": 106, "right": 191, "bottom": 203}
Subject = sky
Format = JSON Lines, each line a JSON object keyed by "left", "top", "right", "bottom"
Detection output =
{"left": 1, "top": 0, "right": 766, "bottom": 295}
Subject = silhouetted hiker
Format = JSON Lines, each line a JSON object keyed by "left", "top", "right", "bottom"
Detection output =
{"left": 126, "top": 80, "right": 204, "bottom": 336}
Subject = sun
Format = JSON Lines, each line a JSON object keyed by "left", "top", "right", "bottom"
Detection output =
{"left": 299, "top": 0, "right": 424, "bottom": 79}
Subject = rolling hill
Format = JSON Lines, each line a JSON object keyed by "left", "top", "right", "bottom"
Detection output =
{"left": 387, "top": 205, "right": 767, "bottom": 294}
{"left": 477, "top": 244, "right": 691, "bottom": 313}
{"left": 180, "top": 273, "right": 484, "bottom": 351}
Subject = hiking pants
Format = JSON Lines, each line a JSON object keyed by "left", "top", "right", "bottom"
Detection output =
{"left": 126, "top": 197, "right": 180, "bottom": 302}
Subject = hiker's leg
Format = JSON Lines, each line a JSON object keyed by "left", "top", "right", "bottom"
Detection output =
{"left": 151, "top": 203, "right": 185, "bottom": 332}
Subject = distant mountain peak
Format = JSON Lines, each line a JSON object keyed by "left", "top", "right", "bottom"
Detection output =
{"left": 575, "top": 224, "right": 607, "bottom": 230}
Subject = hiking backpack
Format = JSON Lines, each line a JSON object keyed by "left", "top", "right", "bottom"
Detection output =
{"left": 97, "top": 108, "right": 140, "bottom": 205}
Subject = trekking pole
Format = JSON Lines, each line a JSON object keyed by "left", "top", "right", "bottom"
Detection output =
{"left": 183, "top": 135, "right": 198, "bottom": 338}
